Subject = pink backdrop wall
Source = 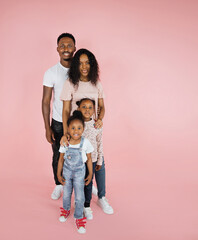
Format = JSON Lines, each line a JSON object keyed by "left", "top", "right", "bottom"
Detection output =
{"left": 1, "top": 0, "right": 198, "bottom": 239}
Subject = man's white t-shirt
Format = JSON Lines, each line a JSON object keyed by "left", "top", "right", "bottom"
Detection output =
{"left": 59, "top": 138, "right": 94, "bottom": 163}
{"left": 43, "top": 62, "right": 69, "bottom": 122}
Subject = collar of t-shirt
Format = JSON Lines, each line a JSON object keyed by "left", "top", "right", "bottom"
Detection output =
{"left": 58, "top": 62, "right": 69, "bottom": 71}
{"left": 84, "top": 118, "right": 95, "bottom": 127}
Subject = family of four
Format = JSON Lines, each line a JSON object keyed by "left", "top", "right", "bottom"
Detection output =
{"left": 42, "top": 33, "right": 113, "bottom": 234}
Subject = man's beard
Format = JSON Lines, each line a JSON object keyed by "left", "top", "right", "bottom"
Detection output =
{"left": 63, "top": 58, "right": 72, "bottom": 62}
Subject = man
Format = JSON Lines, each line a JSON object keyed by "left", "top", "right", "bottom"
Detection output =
{"left": 42, "top": 33, "right": 76, "bottom": 199}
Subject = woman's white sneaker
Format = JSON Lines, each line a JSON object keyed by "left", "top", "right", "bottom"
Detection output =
{"left": 51, "top": 185, "right": 63, "bottom": 200}
{"left": 83, "top": 207, "right": 93, "bottom": 220}
{"left": 97, "top": 197, "right": 114, "bottom": 214}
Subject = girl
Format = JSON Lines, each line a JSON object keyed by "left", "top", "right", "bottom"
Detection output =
{"left": 77, "top": 98, "right": 113, "bottom": 220}
{"left": 57, "top": 110, "right": 93, "bottom": 234}
{"left": 60, "top": 49, "right": 113, "bottom": 217}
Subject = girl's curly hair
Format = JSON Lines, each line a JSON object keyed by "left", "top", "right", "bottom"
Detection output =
{"left": 69, "top": 48, "right": 99, "bottom": 86}
{"left": 67, "top": 110, "right": 84, "bottom": 127}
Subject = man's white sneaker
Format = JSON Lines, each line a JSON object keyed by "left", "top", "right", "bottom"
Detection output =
{"left": 83, "top": 207, "right": 93, "bottom": 220}
{"left": 75, "top": 218, "right": 86, "bottom": 234}
{"left": 97, "top": 197, "right": 114, "bottom": 214}
{"left": 51, "top": 185, "right": 63, "bottom": 200}
{"left": 92, "top": 185, "right": 98, "bottom": 196}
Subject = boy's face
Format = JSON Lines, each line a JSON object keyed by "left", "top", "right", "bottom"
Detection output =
{"left": 68, "top": 120, "right": 84, "bottom": 141}
{"left": 78, "top": 100, "right": 95, "bottom": 121}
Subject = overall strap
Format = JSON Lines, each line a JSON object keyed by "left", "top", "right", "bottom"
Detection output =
{"left": 79, "top": 137, "right": 84, "bottom": 150}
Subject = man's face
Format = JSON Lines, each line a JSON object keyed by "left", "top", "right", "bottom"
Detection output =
{"left": 57, "top": 37, "right": 76, "bottom": 62}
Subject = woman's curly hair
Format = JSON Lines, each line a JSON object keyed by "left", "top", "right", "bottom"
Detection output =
{"left": 69, "top": 48, "right": 99, "bottom": 86}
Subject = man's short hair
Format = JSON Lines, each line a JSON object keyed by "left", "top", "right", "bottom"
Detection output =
{"left": 57, "top": 33, "right": 76, "bottom": 45}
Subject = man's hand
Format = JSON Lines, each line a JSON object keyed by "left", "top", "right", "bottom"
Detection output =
{"left": 57, "top": 174, "right": 65, "bottom": 185}
{"left": 46, "top": 127, "right": 55, "bottom": 144}
{"left": 84, "top": 174, "right": 92, "bottom": 186}
{"left": 95, "top": 165, "right": 102, "bottom": 171}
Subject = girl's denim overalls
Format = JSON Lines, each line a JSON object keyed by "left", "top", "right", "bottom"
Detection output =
{"left": 62, "top": 137, "right": 85, "bottom": 219}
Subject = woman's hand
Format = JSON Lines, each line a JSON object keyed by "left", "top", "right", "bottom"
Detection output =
{"left": 94, "top": 119, "right": 103, "bottom": 129}
{"left": 60, "top": 134, "right": 70, "bottom": 146}
{"left": 95, "top": 165, "right": 102, "bottom": 171}
{"left": 84, "top": 174, "right": 92, "bottom": 186}
{"left": 57, "top": 174, "right": 65, "bottom": 185}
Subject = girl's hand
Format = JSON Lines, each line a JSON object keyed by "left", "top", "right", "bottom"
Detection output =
{"left": 95, "top": 165, "right": 102, "bottom": 171}
{"left": 84, "top": 174, "right": 92, "bottom": 186}
{"left": 57, "top": 175, "right": 65, "bottom": 185}
{"left": 60, "top": 134, "right": 70, "bottom": 146}
{"left": 94, "top": 119, "right": 103, "bottom": 129}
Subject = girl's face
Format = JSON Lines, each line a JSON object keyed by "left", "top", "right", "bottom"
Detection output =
{"left": 68, "top": 119, "right": 84, "bottom": 141}
{"left": 79, "top": 54, "right": 90, "bottom": 79}
{"left": 78, "top": 100, "right": 95, "bottom": 121}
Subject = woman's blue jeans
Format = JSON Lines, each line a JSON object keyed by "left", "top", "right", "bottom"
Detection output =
{"left": 84, "top": 159, "right": 106, "bottom": 206}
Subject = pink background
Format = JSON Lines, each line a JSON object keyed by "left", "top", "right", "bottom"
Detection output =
{"left": 1, "top": 0, "right": 198, "bottom": 239}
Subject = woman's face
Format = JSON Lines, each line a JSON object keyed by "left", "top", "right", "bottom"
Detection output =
{"left": 79, "top": 54, "right": 90, "bottom": 79}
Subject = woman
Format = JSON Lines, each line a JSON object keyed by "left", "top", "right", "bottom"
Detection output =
{"left": 60, "top": 48, "right": 113, "bottom": 218}
{"left": 60, "top": 48, "right": 104, "bottom": 143}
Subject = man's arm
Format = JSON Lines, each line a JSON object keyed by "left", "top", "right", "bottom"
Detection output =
{"left": 42, "top": 86, "right": 55, "bottom": 144}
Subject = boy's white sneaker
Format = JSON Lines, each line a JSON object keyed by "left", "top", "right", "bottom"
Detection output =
{"left": 59, "top": 208, "right": 70, "bottom": 222}
{"left": 97, "top": 197, "right": 114, "bottom": 214}
{"left": 83, "top": 207, "right": 93, "bottom": 220}
{"left": 75, "top": 217, "right": 86, "bottom": 234}
{"left": 92, "top": 185, "right": 98, "bottom": 196}
{"left": 51, "top": 185, "right": 63, "bottom": 200}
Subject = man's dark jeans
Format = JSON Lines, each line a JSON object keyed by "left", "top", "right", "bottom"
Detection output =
{"left": 51, "top": 118, "right": 63, "bottom": 185}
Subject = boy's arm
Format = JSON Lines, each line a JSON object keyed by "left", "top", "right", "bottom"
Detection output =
{"left": 57, "top": 153, "right": 65, "bottom": 185}
{"left": 84, "top": 153, "right": 93, "bottom": 186}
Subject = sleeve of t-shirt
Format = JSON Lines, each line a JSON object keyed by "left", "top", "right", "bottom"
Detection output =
{"left": 59, "top": 145, "right": 66, "bottom": 153}
{"left": 60, "top": 79, "right": 73, "bottom": 101}
{"left": 43, "top": 69, "right": 54, "bottom": 87}
{"left": 83, "top": 138, "right": 94, "bottom": 154}
{"left": 97, "top": 81, "right": 105, "bottom": 98}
